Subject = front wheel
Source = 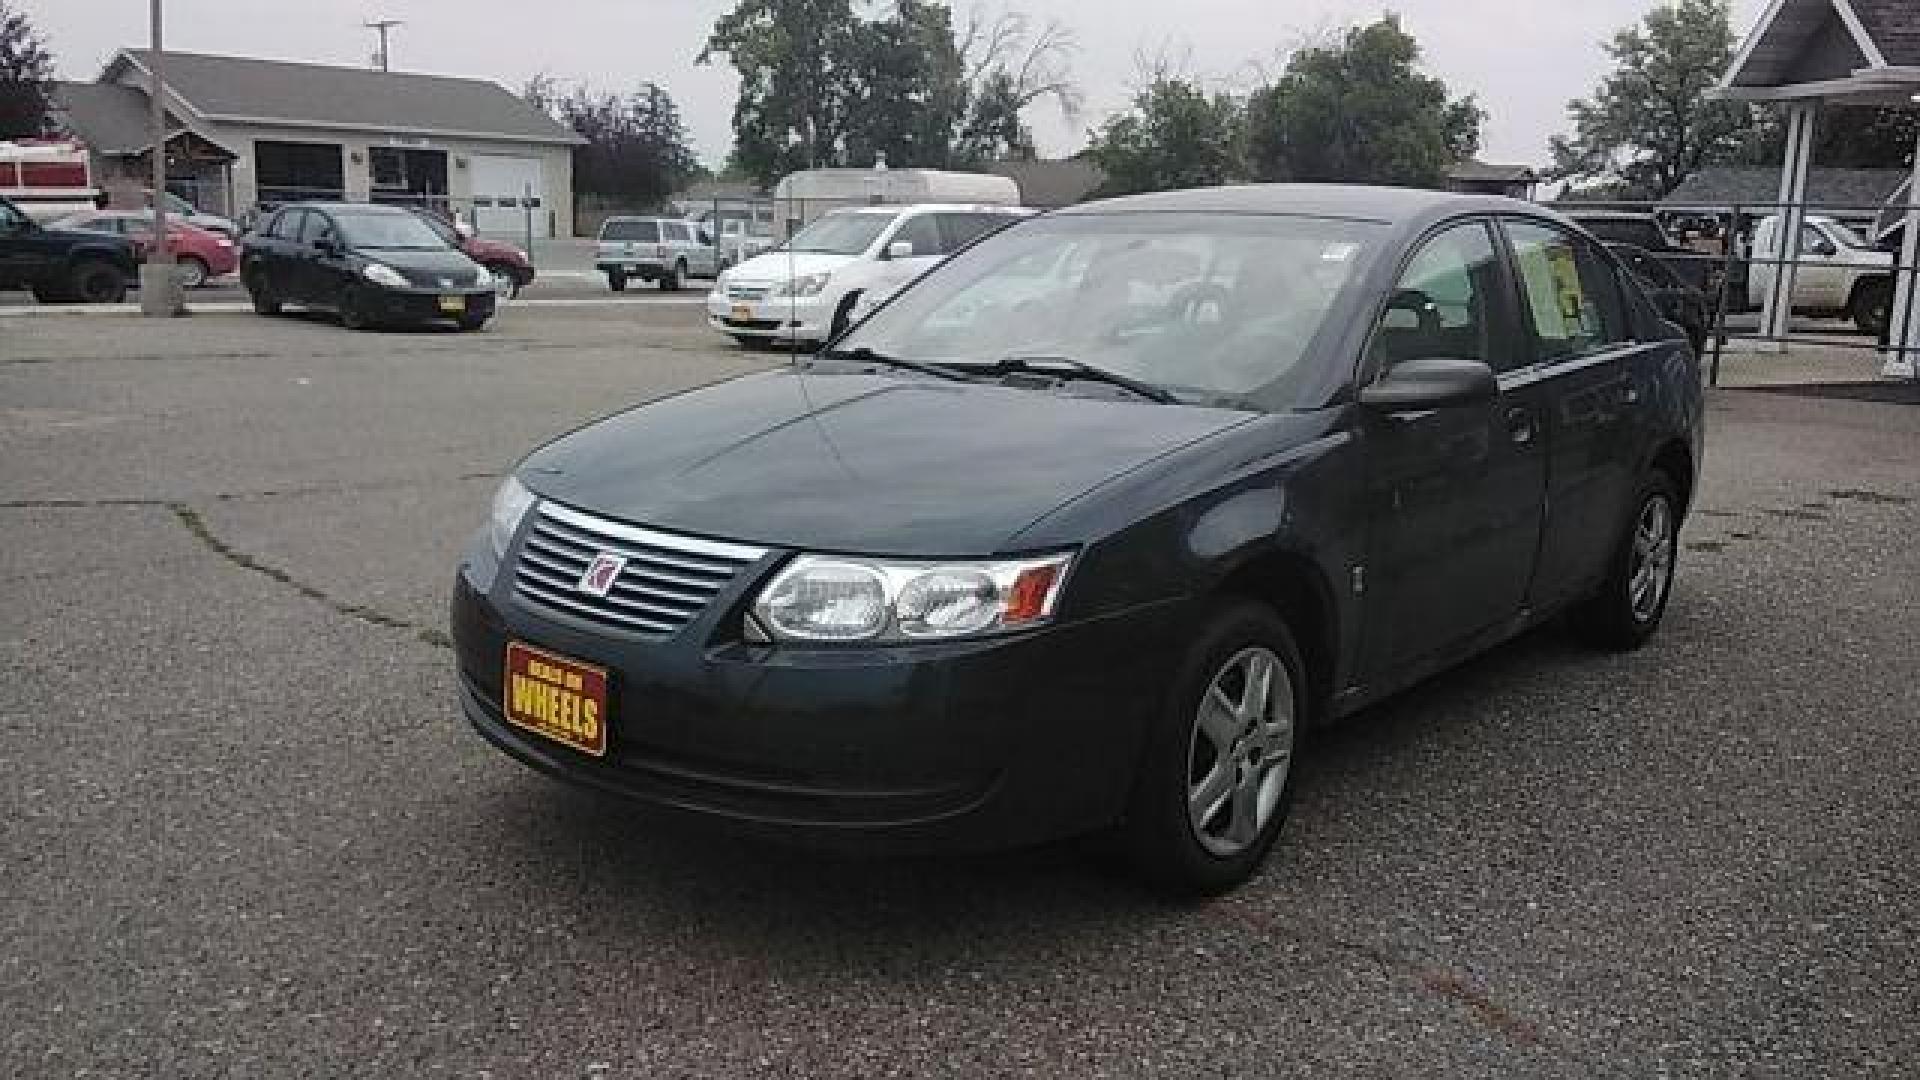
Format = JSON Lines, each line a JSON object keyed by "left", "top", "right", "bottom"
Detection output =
{"left": 456, "top": 311, "right": 491, "bottom": 332}
{"left": 607, "top": 270, "right": 627, "bottom": 293}
{"left": 71, "top": 260, "right": 127, "bottom": 304}
{"left": 486, "top": 263, "right": 522, "bottom": 301}
{"left": 338, "top": 289, "right": 376, "bottom": 331}
{"left": 176, "top": 256, "right": 210, "bottom": 290}
{"left": 659, "top": 261, "right": 684, "bottom": 292}
{"left": 247, "top": 273, "right": 282, "bottom": 315}
{"left": 1573, "top": 471, "right": 1681, "bottom": 650}
{"left": 1119, "top": 600, "right": 1306, "bottom": 896}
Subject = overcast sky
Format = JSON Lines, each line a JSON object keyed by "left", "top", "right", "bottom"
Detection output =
{"left": 24, "top": 0, "right": 1767, "bottom": 169}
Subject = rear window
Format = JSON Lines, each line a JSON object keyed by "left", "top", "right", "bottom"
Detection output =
{"left": 601, "top": 219, "right": 660, "bottom": 243}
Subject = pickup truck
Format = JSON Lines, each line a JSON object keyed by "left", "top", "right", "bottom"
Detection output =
{"left": 0, "top": 194, "right": 138, "bottom": 303}
{"left": 1748, "top": 214, "right": 1893, "bottom": 336}
{"left": 1567, "top": 211, "right": 1740, "bottom": 316}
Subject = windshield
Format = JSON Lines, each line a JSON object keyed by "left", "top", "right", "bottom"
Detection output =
{"left": 335, "top": 212, "right": 451, "bottom": 250}
{"left": 789, "top": 212, "right": 895, "bottom": 255}
{"left": 1826, "top": 220, "right": 1874, "bottom": 250}
{"left": 601, "top": 219, "right": 660, "bottom": 242}
{"left": 837, "top": 212, "right": 1382, "bottom": 409}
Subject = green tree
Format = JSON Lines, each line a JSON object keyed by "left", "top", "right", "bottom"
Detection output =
{"left": 841, "top": 0, "right": 967, "bottom": 169}
{"left": 699, "top": 0, "right": 863, "bottom": 185}
{"left": 1549, "top": 0, "right": 1753, "bottom": 199}
{"left": 1735, "top": 104, "right": 1920, "bottom": 170}
{"left": 531, "top": 80, "right": 699, "bottom": 209}
{"left": 0, "top": 0, "right": 54, "bottom": 138}
{"left": 1084, "top": 78, "right": 1245, "bottom": 197}
{"left": 1245, "top": 16, "right": 1482, "bottom": 188}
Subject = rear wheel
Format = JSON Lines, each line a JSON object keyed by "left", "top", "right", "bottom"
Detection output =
{"left": 607, "top": 270, "right": 627, "bottom": 293}
{"left": 1573, "top": 471, "right": 1681, "bottom": 650}
{"left": 31, "top": 281, "right": 71, "bottom": 304}
{"left": 247, "top": 272, "right": 282, "bottom": 316}
{"left": 176, "top": 256, "right": 210, "bottom": 290}
{"left": 71, "top": 260, "right": 127, "bottom": 304}
{"left": 660, "top": 261, "right": 684, "bottom": 292}
{"left": 1850, "top": 279, "right": 1891, "bottom": 337}
{"left": 1119, "top": 600, "right": 1306, "bottom": 896}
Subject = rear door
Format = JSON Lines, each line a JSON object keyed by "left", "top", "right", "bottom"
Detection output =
{"left": 1500, "top": 217, "right": 1644, "bottom": 608}
{"left": 258, "top": 209, "right": 306, "bottom": 298}
{"left": 1359, "top": 218, "right": 1547, "bottom": 674}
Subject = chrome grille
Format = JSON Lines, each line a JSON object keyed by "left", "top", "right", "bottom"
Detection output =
{"left": 514, "top": 502, "right": 767, "bottom": 637}
{"left": 727, "top": 285, "right": 771, "bottom": 301}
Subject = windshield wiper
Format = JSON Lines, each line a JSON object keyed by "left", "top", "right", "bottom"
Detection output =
{"left": 989, "top": 354, "right": 1179, "bottom": 404}
{"left": 821, "top": 345, "right": 981, "bottom": 384}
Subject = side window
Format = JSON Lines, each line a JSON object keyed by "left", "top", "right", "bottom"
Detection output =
{"left": 1369, "top": 220, "right": 1509, "bottom": 372}
{"left": 890, "top": 214, "right": 943, "bottom": 258}
{"left": 271, "top": 209, "right": 304, "bottom": 240}
{"left": 664, "top": 222, "right": 689, "bottom": 244}
{"left": 297, "top": 211, "right": 332, "bottom": 244}
{"left": 937, "top": 213, "right": 1014, "bottom": 252}
{"left": 1798, "top": 224, "right": 1833, "bottom": 256}
{"left": 1506, "top": 220, "right": 1626, "bottom": 360}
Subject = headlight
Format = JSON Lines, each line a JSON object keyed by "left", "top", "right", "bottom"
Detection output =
{"left": 473, "top": 267, "right": 494, "bottom": 289}
{"left": 773, "top": 271, "right": 832, "bottom": 297}
{"left": 488, "top": 476, "right": 536, "bottom": 557}
{"left": 362, "top": 262, "right": 409, "bottom": 288}
{"left": 751, "top": 552, "right": 1071, "bottom": 643}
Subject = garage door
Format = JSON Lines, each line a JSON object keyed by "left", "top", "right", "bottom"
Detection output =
{"left": 470, "top": 155, "right": 547, "bottom": 239}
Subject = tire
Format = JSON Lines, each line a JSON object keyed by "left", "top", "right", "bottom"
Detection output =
{"left": 486, "top": 263, "right": 522, "bottom": 301}
{"left": 829, "top": 291, "right": 863, "bottom": 341}
{"left": 337, "top": 289, "right": 376, "bottom": 332}
{"left": 247, "top": 272, "right": 282, "bottom": 316}
{"left": 176, "top": 256, "right": 210, "bottom": 290}
{"left": 1850, "top": 279, "right": 1891, "bottom": 337}
{"left": 456, "top": 312, "right": 491, "bottom": 332}
{"left": 1572, "top": 471, "right": 1682, "bottom": 651}
{"left": 1118, "top": 599, "right": 1307, "bottom": 896}
{"left": 70, "top": 260, "right": 127, "bottom": 304}
{"left": 31, "top": 281, "right": 71, "bottom": 304}
{"left": 731, "top": 334, "right": 761, "bottom": 348}
{"left": 607, "top": 271, "right": 627, "bottom": 293}
{"left": 660, "top": 261, "right": 684, "bottom": 292}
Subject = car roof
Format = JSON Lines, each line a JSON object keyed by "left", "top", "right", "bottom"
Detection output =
{"left": 826, "top": 203, "right": 1033, "bottom": 216}
{"left": 1564, "top": 210, "right": 1654, "bottom": 221}
{"left": 283, "top": 202, "right": 411, "bottom": 215}
{"left": 1055, "top": 184, "right": 1533, "bottom": 225}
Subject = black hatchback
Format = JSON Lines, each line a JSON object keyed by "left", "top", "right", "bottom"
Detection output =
{"left": 242, "top": 203, "right": 496, "bottom": 331}
{"left": 453, "top": 184, "right": 1704, "bottom": 894}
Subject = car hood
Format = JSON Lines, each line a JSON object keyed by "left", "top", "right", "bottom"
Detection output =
{"left": 519, "top": 369, "right": 1255, "bottom": 555}
{"left": 726, "top": 249, "right": 858, "bottom": 284}
{"left": 356, "top": 246, "right": 480, "bottom": 285}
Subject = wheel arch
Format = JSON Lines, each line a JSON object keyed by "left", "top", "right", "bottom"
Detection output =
{"left": 1648, "top": 438, "right": 1695, "bottom": 516}
{"left": 1211, "top": 549, "right": 1340, "bottom": 722}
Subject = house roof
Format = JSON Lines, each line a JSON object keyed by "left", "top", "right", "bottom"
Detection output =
{"left": 986, "top": 158, "right": 1105, "bottom": 208}
{"left": 1447, "top": 160, "right": 1538, "bottom": 184}
{"left": 50, "top": 81, "right": 180, "bottom": 154}
{"left": 1719, "top": 0, "right": 1920, "bottom": 101}
{"left": 110, "top": 50, "right": 584, "bottom": 146}
{"left": 1660, "top": 166, "right": 1910, "bottom": 212}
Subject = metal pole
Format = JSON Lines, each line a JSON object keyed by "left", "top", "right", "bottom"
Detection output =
{"left": 523, "top": 181, "right": 534, "bottom": 262}
{"left": 139, "top": 0, "right": 182, "bottom": 315}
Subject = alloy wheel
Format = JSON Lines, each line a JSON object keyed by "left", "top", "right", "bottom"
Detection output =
{"left": 1186, "top": 646, "right": 1295, "bottom": 858}
{"left": 1629, "top": 494, "right": 1675, "bottom": 622}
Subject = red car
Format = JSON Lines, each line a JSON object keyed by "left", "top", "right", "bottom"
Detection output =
{"left": 55, "top": 210, "right": 237, "bottom": 288}
{"left": 419, "top": 214, "right": 534, "bottom": 299}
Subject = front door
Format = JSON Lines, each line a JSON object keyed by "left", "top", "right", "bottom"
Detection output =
{"left": 1359, "top": 219, "right": 1547, "bottom": 675}
{"left": 869, "top": 212, "right": 945, "bottom": 301}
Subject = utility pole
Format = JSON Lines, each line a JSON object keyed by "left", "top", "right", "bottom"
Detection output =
{"left": 140, "top": 0, "right": 183, "bottom": 316}
{"left": 366, "top": 19, "right": 403, "bottom": 72}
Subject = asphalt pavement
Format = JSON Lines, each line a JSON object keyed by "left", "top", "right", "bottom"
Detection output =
{"left": 2, "top": 304, "right": 1917, "bottom": 1078}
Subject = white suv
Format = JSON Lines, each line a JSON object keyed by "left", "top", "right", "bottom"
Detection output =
{"left": 706, "top": 203, "right": 1032, "bottom": 346}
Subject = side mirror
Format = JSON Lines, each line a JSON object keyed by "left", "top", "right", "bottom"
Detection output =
{"left": 1360, "top": 357, "right": 1498, "bottom": 412}
{"left": 886, "top": 240, "right": 915, "bottom": 260}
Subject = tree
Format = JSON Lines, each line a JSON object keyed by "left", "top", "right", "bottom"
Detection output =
{"left": 0, "top": 0, "right": 54, "bottom": 139}
{"left": 529, "top": 79, "right": 699, "bottom": 209}
{"left": 1735, "top": 104, "right": 1920, "bottom": 170}
{"left": 840, "top": 0, "right": 967, "bottom": 169}
{"left": 699, "top": 0, "right": 864, "bottom": 186}
{"left": 1084, "top": 77, "right": 1245, "bottom": 197}
{"left": 1549, "top": 0, "right": 1753, "bottom": 199}
{"left": 951, "top": 5, "right": 1081, "bottom": 166}
{"left": 1245, "top": 16, "right": 1481, "bottom": 188}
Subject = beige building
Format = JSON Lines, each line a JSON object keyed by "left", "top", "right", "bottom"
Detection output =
{"left": 54, "top": 50, "right": 583, "bottom": 238}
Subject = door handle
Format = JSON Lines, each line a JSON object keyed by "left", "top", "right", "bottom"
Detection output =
{"left": 1505, "top": 407, "right": 1537, "bottom": 446}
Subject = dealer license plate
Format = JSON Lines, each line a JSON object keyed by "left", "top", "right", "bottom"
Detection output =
{"left": 438, "top": 295, "right": 465, "bottom": 314}
{"left": 503, "top": 642, "right": 609, "bottom": 757}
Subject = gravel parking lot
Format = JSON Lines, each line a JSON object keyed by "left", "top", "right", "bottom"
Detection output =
{"left": 3, "top": 303, "right": 1917, "bottom": 1078}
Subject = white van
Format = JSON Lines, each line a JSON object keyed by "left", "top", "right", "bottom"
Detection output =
{"left": 1748, "top": 214, "right": 1894, "bottom": 335}
{"left": 706, "top": 203, "right": 1033, "bottom": 346}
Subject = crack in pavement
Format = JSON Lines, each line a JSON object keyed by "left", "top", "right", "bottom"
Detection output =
{"left": 0, "top": 494, "right": 452, "bottom": 651}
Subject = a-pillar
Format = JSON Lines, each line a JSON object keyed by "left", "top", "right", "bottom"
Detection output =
{"left": 1758, "top": 102, "right": 1817, "bottom": 352}
{"left": 1883, "top": 128, "right": 1920, "bottom": 380}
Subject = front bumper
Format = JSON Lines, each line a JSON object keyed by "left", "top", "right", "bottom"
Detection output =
{"left": 705, "top": 290, "right": 833, "bottom": 341}
{"left": 450, "top": 542, "right": 1182, "bottom": 854}
{"left": 369, "top": 288, "right": 495, "bottom": 323}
